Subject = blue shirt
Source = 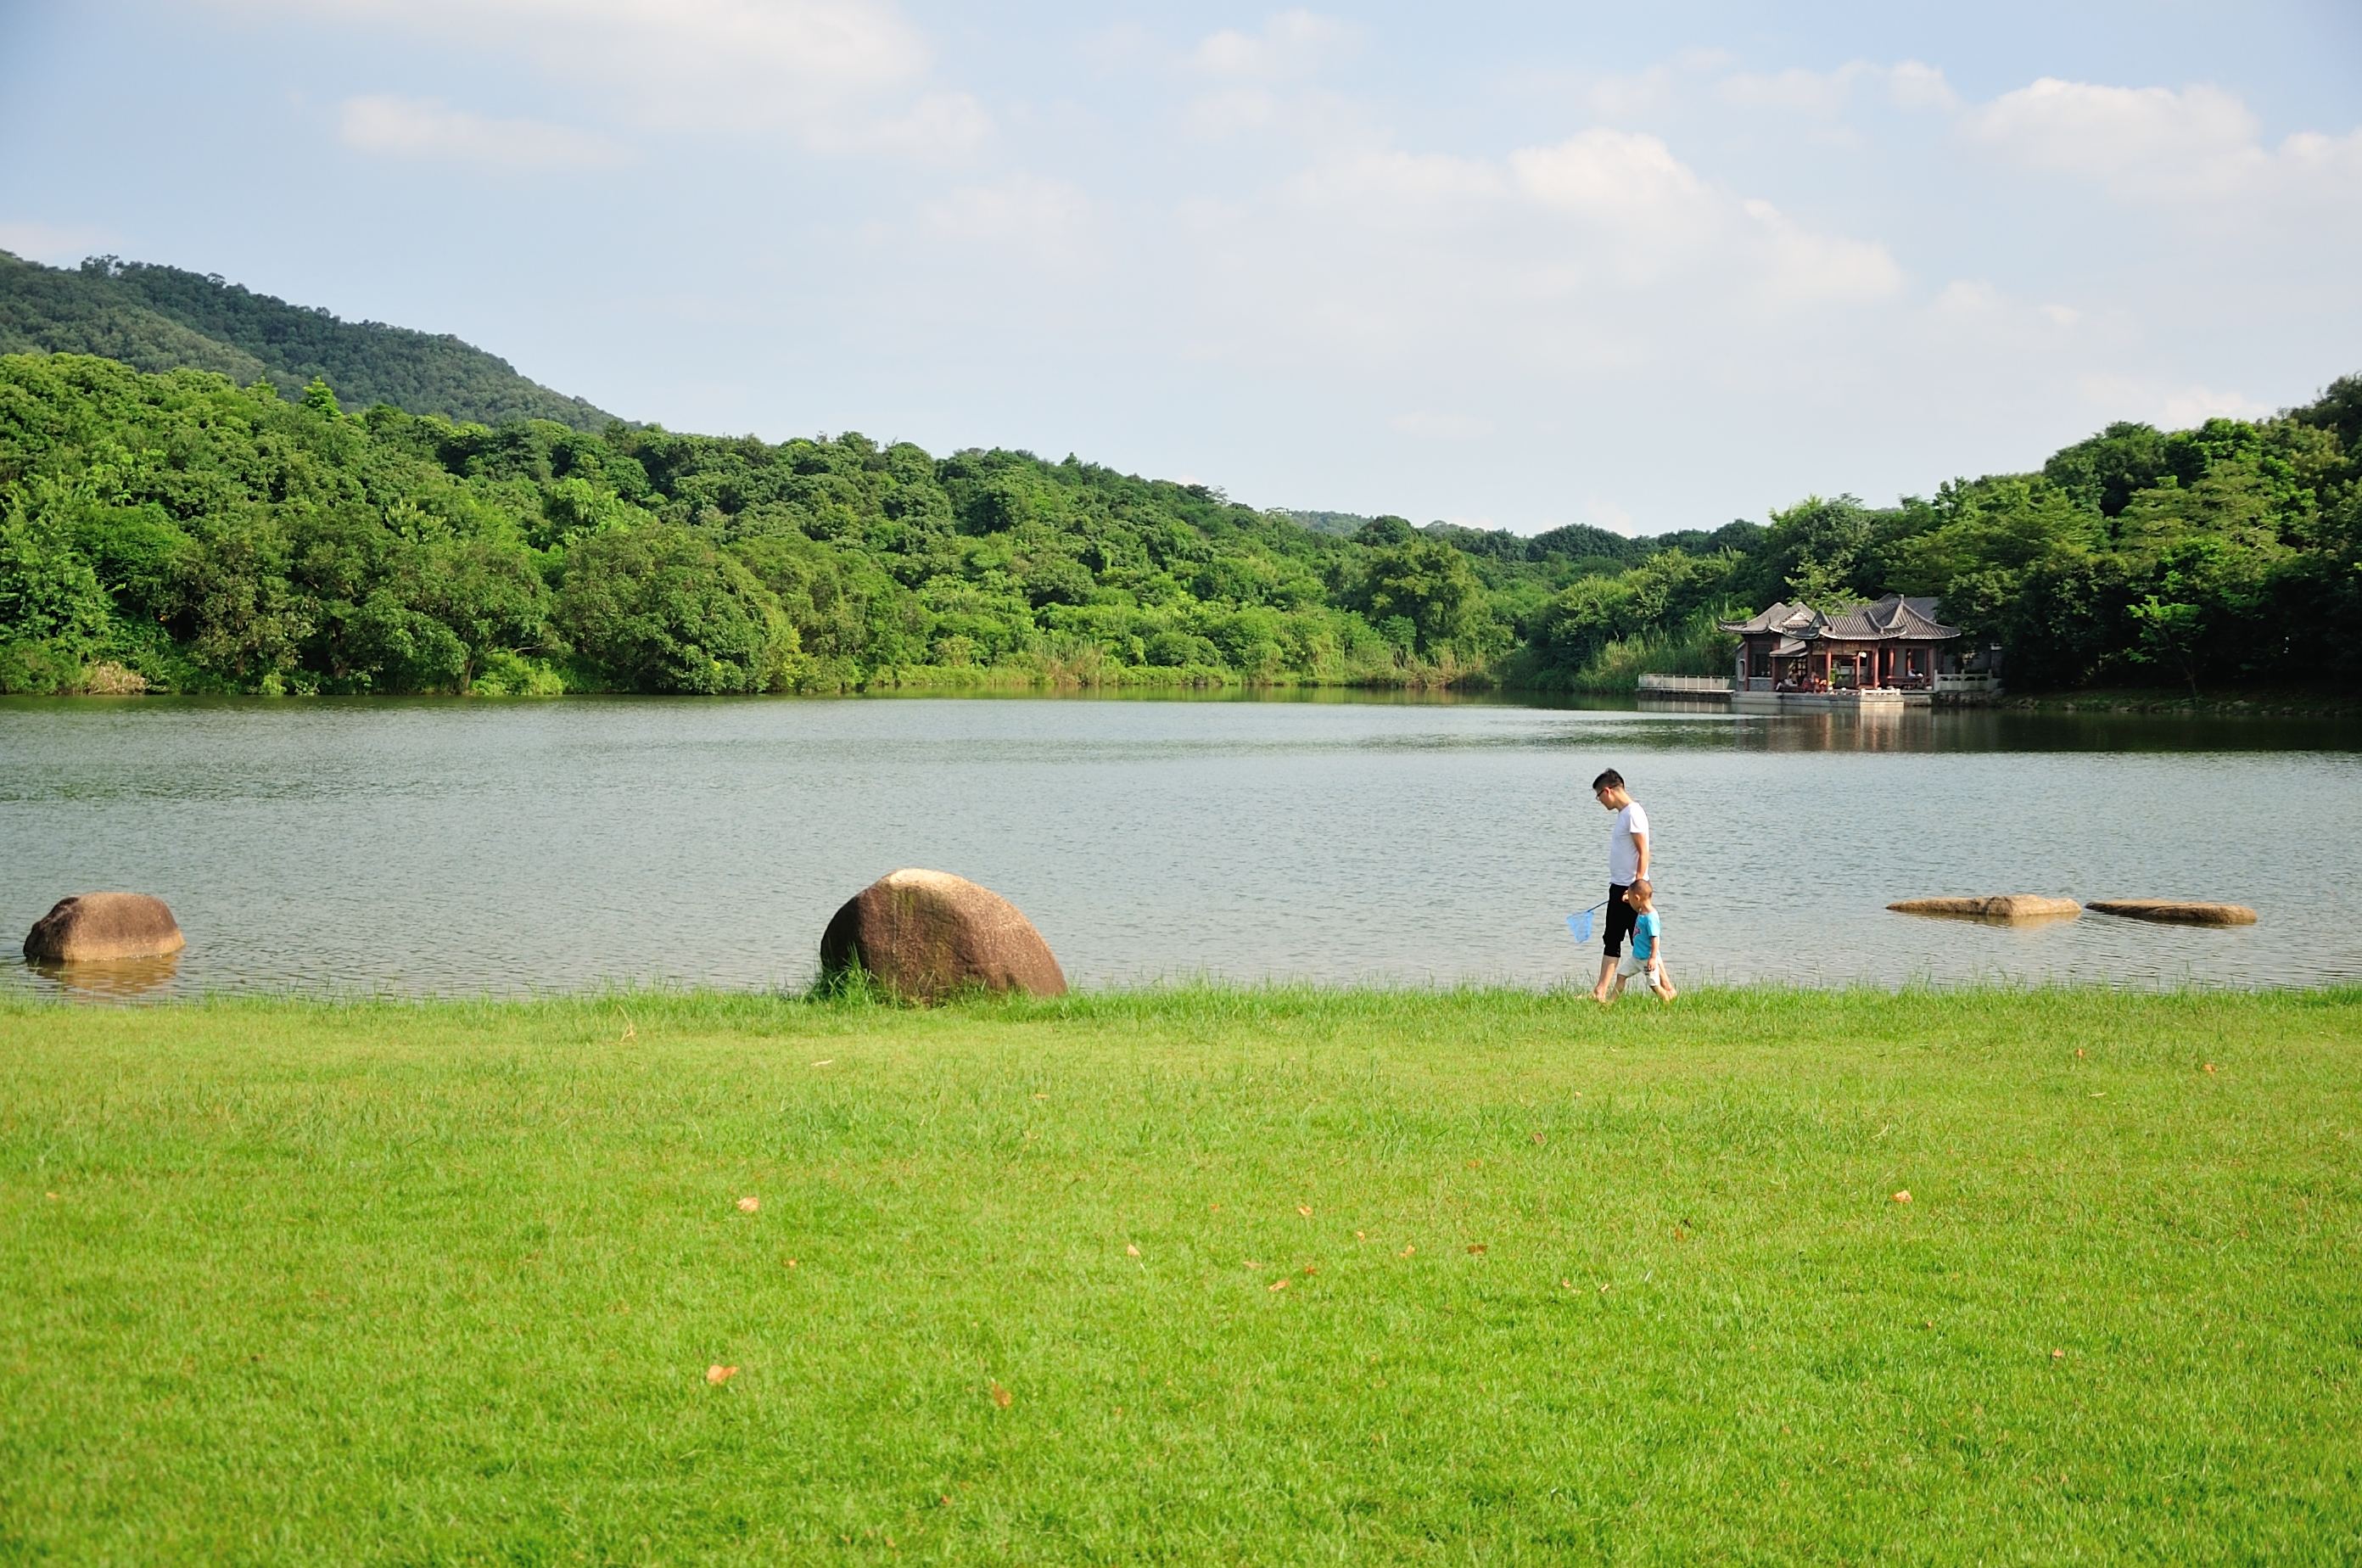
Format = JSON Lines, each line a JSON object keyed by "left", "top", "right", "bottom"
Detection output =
{"left": 1632, "top": 910, "right": 1660, "bottom": 960}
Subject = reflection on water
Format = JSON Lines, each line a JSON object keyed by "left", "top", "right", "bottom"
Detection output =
{"left": 25, "top": 953, "right": 183, "bottom": 999}
{"left": 2, "top": 692, "right": 2357, "bottom": 998}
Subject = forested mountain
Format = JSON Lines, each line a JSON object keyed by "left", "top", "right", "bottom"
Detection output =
{"left": 0, "top": 251, "right": 615, "bottom": 431}
{"left": 0, "top": 344, "right": 2354, "bottom": 698}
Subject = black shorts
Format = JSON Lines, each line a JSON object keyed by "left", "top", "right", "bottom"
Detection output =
{"left": 1603, "top": 884, "right": 1636, "bottom": 956}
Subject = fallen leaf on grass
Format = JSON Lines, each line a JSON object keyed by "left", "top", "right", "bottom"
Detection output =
{"left": 1268, "top": 1278, "right": 1290, "bottom": 1292}
{"left": 707, "top": 1365, "right": 739, "bottom": 1385}
{"left": 1465, "top": 1160, "right": 1482, "bottom": 1169}
{"left": 1301, "top": 1264, "right": 1318, "bottom": 1275}
{"left": 1893, "top": 1191, "right": 1911, "bottom": 1204}
{"left": 1466, "top": 1244, "right": 1488, "bottom": 1255}
{"left": 1126, "top": 1243, "right": 1140, "bottom": 1257}
{"left": 784, "top": 1258, "right": 798, "bottom": 1268}
{"left": 1399, "top": 1246, "right": 1415, "bottom": 1257}
{"left": 2075, "top": 1050, "right": 2085, "bottom": 1058}
{"left": 1560, "top": 1279, "right": 1575, "bottom": 1290}
{"left": 990, "top": 1383, "right": 1012, "bottom": 1408}
{"left": 1531, "top": 1134, "right": 1546, "bottom": 1145}
{"left": 2051, "top": 1349, "right": 2065, "bottom": 1360}
{"left": 1034, "top": 1094, "right": 1049, "bottom": 1101}
{"left": 737, "top": 1196, "right": 760, "bottom": 1213}
{"left": 2204, "top": 1062, "right": 2218, "bottom": 1073}
{"left": 1298, "top": 1207, "right": 1313, "bottom": 1217}
{"left": 1245, "top": 1260, "right": 1262, "bottom": 1269}
{"left": 1356, "top": 1229, "right": 1365, "bottom": 1240}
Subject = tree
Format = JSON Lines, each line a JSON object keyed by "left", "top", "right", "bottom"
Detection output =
{"left": 555, "top": 524, "right": 794, "bottom": 693}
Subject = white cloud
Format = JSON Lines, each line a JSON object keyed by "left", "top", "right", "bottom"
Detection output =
{"left": 338, "top": 96, "right": 621, "bottom": 168}
{"left": 2077, "top": 374, "right": 2273, "bottom": 428}
{"left": 1180, "top": 127, "right": 1902, "bottom": 378}
{"left": 1967, "top": 76, "right": 2362, "bottom": 219}
{"left": 920, "top": 174, "right": 1098, "bottom": 272}
{"left": 1389, "top": 411, "right": 1493, "bottom": 440}
{"left": 1190, "top": 11, "right": 1355, "bottom": 82}
{"left": 238, "top": 0, "right": 982, "bottom": 157}
{"left": 0, "top": 220, "right": 116, "bottom": 265}
{"left": 1718, "top": 59, "right": 1958, "bottom": 116}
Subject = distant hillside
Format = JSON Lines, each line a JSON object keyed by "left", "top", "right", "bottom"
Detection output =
{"left": 0, "top": 250, "right": 618, "bottom": 431}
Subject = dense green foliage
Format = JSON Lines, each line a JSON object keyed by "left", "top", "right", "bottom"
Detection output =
{"left": 1, "top": 331, "right": 2355, "bottom": 695}
{"left": 0, "top": 251, "right": 613, "bottom": 432}
{"left": 4, "top": 984, "right": 2358, "bottom": 1561}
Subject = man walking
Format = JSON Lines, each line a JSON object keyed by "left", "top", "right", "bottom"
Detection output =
{"left": 1588, "top": 769, "right": 1651, "bottom": 1004}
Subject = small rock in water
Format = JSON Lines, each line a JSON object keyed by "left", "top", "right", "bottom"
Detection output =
{"left": 1885, "top": 895, "right": 2080, "bottom": 923}
{"left": 23, "top": 893, "right": 186, "bottom": 962}
{"left": 819, "top": 869, "right": 1066, "bottom": 1002}
{"left": 2085, "top": 899, "right": 2258, "bottom": 927}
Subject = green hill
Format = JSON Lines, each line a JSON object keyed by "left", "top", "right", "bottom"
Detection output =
{"left": 0, "top": 250, "right": 617, "bottom": 431}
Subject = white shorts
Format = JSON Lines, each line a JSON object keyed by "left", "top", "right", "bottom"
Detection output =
{"left": 1616, "top": 953, "right": 1661, "bottom": 981}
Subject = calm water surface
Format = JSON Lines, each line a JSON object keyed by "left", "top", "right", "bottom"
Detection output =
{"left": 3, "top": 693, "right": 2358, "bottom": 997}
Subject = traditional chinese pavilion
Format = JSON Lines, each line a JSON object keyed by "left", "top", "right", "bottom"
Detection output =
{"left": 1718, "top": 594, "right": 1991, "bottom": 709}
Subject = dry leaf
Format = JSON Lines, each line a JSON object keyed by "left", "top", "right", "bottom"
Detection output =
{"left": 1892, "top": 1191, "right": 1911, "bottom": 1204}
{"left": 2203, "top": 1062, "right": 2218, "bottom": 1073}
{"left": 736, "top": 1196, "right": 759, "bottom": 1213}
{"left": 620, "top": 1022, "right": 635, "bottom": 1040}
{"left": 784, "top": 1258, "right": 798, "bottom": 1268}
{"left": 1034, "top": 1093, "right": 1049, "bottom": 1100}
{"left": 1531, "top": 1133, "right": 1546, "bottom": 1145}
{"left": 2075, "top": 1049, "right": 2085, "bottom": 1058}
{"left": 1465, "top": 1159, "right": 1482, "bottom": 1169}
{"left": 1298, "top": 1206, "right": 1313, "bottom": 1217}
{"left": 1560, "top": 1279, "right": 1575, "bottom": 1290}
{"left": 2051, "top": 1349, "right": 2065, "bottom": 1360}
{"left": 1268, "top": 1278, "right": 1290, "bottom": 1292}
{"left": 1209, "top": 1203, "right": 1220, "bottom": 1212}
{"left": 1245, "top": 1260, "right": 1262, "bottom": 1269}
{"left": 1126, "top": 1243, "right": 1140, "bottom": 1257}
{"left": 1355, "top": 1229, "right": 1365, "bottom": 1240}
{"left": 707, "top": 1364, "right": 739, "bottom": 1385}
{"left": 1301, "top": 1264, "right": 1318, "bottom": 1275}
{"left": 990, "top": 1382, "right": 1012, "bottom": 1408}
{"left": 1924, "top": 1319, "right": 1934, "bottom": 1329}
{"left": 1466, "top": 1243, "right": 1487, "bottom": 1254}
{"left": 1399, "top": 1246, "right": 1414, "bottom": 1257}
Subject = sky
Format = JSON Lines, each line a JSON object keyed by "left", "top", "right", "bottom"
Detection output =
{"left": 2, "top": 1, "right": 2358, "bottom": 535}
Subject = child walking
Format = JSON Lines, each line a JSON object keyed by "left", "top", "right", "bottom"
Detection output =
{"left": 1608, "top": 880, "right": 1676, "bottom": 1002}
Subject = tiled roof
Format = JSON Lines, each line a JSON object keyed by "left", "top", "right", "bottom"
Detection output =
{"left": 1720, "top": 593, "right": 1958, "bottom": 642}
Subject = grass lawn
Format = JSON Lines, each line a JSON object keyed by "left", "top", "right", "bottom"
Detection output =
{"left": 3, "top": 984, "right": 2358, "bottom": 1565}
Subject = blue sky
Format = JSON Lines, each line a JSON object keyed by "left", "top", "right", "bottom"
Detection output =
{"left": 2, "top": 1, "right": 2357, "bottom": 533}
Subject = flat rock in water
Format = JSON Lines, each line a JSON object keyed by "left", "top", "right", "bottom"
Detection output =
{"left": 1887, "top": 894, "right": 2082, "bottom": 922}
{"left": 820, "top": 869, "right": 1066, "bottom": 1002}
{"left": 2085, "top": 899, "right": 2258, "bottom": 926}
{"left": 24, "top": 893, "right": 187, "bottom": 961}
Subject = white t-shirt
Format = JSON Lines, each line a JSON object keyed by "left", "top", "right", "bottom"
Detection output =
{"left": 1608, "top": 802, "right": 1650, "bottom": 885}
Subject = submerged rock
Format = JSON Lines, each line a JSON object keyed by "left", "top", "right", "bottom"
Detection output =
{"left": 2085, "top": 899, "right": 2258, "bottom": 927}
{"left": 24, "top": 893, "right": 187, "bottom": 961}
{"left": 820, "top": 869, "right": 1066, "bottom": 1002}
{"left": 1887, "top": 895, "right": 2082, "bottom": 922}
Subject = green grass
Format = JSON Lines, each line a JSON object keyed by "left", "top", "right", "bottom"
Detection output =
{"left": 3, "top": 984, "right": 2359, "bottom": 1565}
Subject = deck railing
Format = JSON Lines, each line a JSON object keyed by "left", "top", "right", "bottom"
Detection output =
{"left": 1934, "top": 672, "right": 1999, "bottom": 693}
{"left": 1637, "top": 674, "right": 1732, "bottom": 693}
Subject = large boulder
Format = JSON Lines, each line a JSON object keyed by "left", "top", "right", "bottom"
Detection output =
{"left": 820, "top": 869, "right": 1066, "bottom": 1002}
{"left": 24, "top": 893, "right": 187, "bottom": 962}
{"left": 1887, "top": 895, "right": 2081, "bottom": 922}
{"left": 2086, "top": 899, "right": 2258, "bottom": 927}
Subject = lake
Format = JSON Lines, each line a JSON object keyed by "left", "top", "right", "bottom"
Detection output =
{"left": 3, "top": 693, "right": 2358, "bottom": 998}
